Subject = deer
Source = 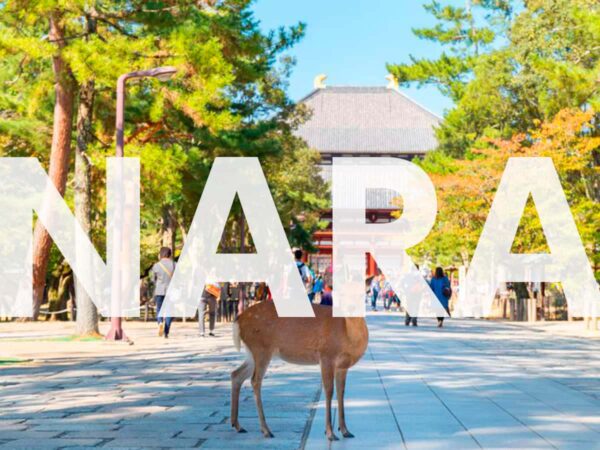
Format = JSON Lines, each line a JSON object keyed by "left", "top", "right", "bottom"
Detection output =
{"left": 230, "top": 300, "right": 369, "bottom": 441}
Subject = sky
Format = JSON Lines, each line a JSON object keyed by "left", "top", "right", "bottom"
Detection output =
{"left": 252, "top": 0, "right": 456, "bottom": 117}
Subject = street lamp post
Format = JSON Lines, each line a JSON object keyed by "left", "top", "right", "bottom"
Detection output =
{"left": 105, "top": 66, "right": 177, "bottom": 342}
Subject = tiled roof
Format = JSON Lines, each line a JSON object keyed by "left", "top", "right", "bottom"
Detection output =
{"left": 319, "top": 165, "right": 404, "bottom": 210}
{"left": 295, "top": 86, "right": 440, "bottom": 155}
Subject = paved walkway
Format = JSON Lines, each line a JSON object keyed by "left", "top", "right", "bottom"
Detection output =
{"left": 306, "top": 316, "right": 600, "bottom": 450}
{"left": 0, "top": 321, "right": 320, "bottom": 450}
{"left": 1, "top": 315, "right": 599, "bottom": 449}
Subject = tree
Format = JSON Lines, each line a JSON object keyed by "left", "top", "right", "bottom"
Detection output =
{"left": 0, "top": 1, "right": 325, "bottom": 328}
{"left": 387, "top": 0, "right": 599, "bottom": 156}
{"left": 387, "top": 0, "right": 512, "bottom": 103}
{"left": 0, "top": 6, "right": 78, "bottom": 318}
{"left": 262, "top": 140, "right": 329, "bottom": 250}
{"left": 74, "top": 78, "right": 98, "bottom": 335}
{"left": 410, "top": 109, "right": 599, "bottom": 281}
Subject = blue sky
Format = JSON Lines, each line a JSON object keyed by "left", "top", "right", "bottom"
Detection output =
{"left": 252, "top": 0, "right": 456, "bottom": 117}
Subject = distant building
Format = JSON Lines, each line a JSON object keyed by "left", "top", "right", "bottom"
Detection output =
{"left": 295, "top": 75, "right": 440, "bottom": 275}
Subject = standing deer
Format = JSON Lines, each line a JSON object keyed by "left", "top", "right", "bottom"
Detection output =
{"left": 230, "top": 301, "right": 368, "bottom": 441}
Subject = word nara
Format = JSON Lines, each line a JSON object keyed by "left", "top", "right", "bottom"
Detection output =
{"left": 0, "top": 157, "right": 598, "bottom": 319}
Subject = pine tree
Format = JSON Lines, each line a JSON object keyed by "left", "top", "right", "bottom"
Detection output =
{"left": 387, "top": 0, "right": 599, "bottom": 156}
{"left": 0, "top": 1, "right": 325, "bottom": 327}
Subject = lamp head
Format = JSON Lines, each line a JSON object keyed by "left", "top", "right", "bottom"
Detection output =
{"left": 152, "top": 66, "right": 177, "bottom": 81}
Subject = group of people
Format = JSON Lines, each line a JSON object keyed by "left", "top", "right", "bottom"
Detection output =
{"left": 150, "top": 246, "right": 453, "bottom": 339}
{"left": 369, "top": 266, "right": 452, "bottom": 328}
{"left": 294, "top": 249, "right": 332, "bottom": 306}
{"left": 150, "top": 247, "right": 219, "bottom": 339}
{"left": 369, "top": 272, "right": 401, "bottom": 312}
{"left": 149, "top": 247, "right": 332, "bottom": 340}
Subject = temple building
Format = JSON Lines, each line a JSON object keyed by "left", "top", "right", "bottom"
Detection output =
{"left": 295, "top": 75, "right": 441, "bottom": 276}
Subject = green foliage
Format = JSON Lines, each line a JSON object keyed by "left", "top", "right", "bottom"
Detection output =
{"left": 391, "top": 2, "right": 599, "bottom": 283}
{"left": 387, "top": 0, "right": 512, "bottom": 104}
{"left": 263, "top": 143, "right": 329, "bottom": 249}
{"left": 510, "top": 195, "right": 551, "bottom": 254}
{"left": 410, "top": 109, "right": 600, "bottom": 280}
{"left": 388, "top": 0, "right": 600, "bottom": 156}
{"left": 0, "top": 0, "right": 325, "bottom": 276}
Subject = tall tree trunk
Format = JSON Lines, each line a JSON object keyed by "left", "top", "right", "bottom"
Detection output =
{"left": 31, "top": 15, "right": 76, "bottom": 319}
{"left": 48, "top": 263, "right": 73, "bottom": 321}
{"left": 160, "top": 205, "right": 177, "bottom": 255}
{"left": 178, "top": 222, "right": 188, "bottom": 245}
{"left": 74, "top": 79, "right": 99, "bottom": 336}
{"left": 239, "top": 214, "right": 245, "bottom": 253}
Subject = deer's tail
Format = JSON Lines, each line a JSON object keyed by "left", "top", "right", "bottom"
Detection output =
{"left": 232, "top": 320, "right": 241, "bottom": 352}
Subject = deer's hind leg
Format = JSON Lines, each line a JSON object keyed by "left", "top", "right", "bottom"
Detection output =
{"left": 231, "top": 355, "right": 254, "bottom": 433}
{"left": 335, "top": 368, "right": 353, "bottom": 438}
{"left": 320, "top": 360, "right": 339, "bottom": 441}
{"left": 251, "top": 351, "right": 274, "bottom": 438}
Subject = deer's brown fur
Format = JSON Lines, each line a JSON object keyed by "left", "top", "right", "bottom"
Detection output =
{"left": 230, "top": 301, "right": 368, "bottom": 440}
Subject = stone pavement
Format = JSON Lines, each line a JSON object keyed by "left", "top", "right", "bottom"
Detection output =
{"left": 306, "top": 315, "right": 600, "bottom": 450}
{"left": 1, "top": 315, "right": 599, "bottom": 449}
{"left": 1, "top": 320, "right": 321, "bottom": 450}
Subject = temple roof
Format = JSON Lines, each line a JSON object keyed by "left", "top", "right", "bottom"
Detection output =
{"left": 295, "top": 86, "right": 440, "bottom": 155}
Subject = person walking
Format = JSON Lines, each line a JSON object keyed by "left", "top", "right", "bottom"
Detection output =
{"left": 405, "top": 264, "right": 427, "bottom": 326}
{"left": 255, "top": 282, "right": 267, "bottom": 302}
{"left": 430, "top": 267, "right": 452, "bottom": 328}
{"left": 382, "top": 279, "right": 396, "bottom": 311}
{"left": 404, "top": 311, "right": 418, "bottom": 326}
{"left": 199, "top": 283, "right": 220, "bottom": 337}
{"left": 294, "top": 249, "right": 313, "bottom": 302}
{"left": 151, "top": 247, "right": 176, "bottom": 339}
{"left": 320, "top": 284, "right": 333, "bottom": 306}
{"left": 370, "top": 270, "right": 382, "bottom": 311}
{"left": 313, "top": 273, "right": 324, "bottom": 303}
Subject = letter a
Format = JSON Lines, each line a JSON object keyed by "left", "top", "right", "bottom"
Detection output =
{"left": 463, "top": 158, "right": 600, "bottom": 318}
{"left": 161, "top": 158, "right": 313, "bottom": 318}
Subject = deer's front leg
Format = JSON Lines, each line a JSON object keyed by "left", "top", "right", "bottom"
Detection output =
{"left": 320, "top": 360, "right": 338, "bottom": 441}
{"left": 231, "top": 357, "right": 254, "bottom": 433}
{"left": 251, "top": 353, "right": 274, "bottom": 438}
{"left": 335, "top": 368, "right": 353, "bottom": 438}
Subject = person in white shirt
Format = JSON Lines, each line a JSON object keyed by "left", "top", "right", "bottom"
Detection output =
{"left": 151, "top": 247, "right": 176, "bottom": 338}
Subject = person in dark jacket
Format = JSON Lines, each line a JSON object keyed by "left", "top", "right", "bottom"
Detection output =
{"left": 320, "top": 285, "right": 333, "bottom": 306}
{"left": 429, "top": 267, "right": 451, "bottom": 328}
{"left": 199, "top": 284, "right": 219, "bottom": 337}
